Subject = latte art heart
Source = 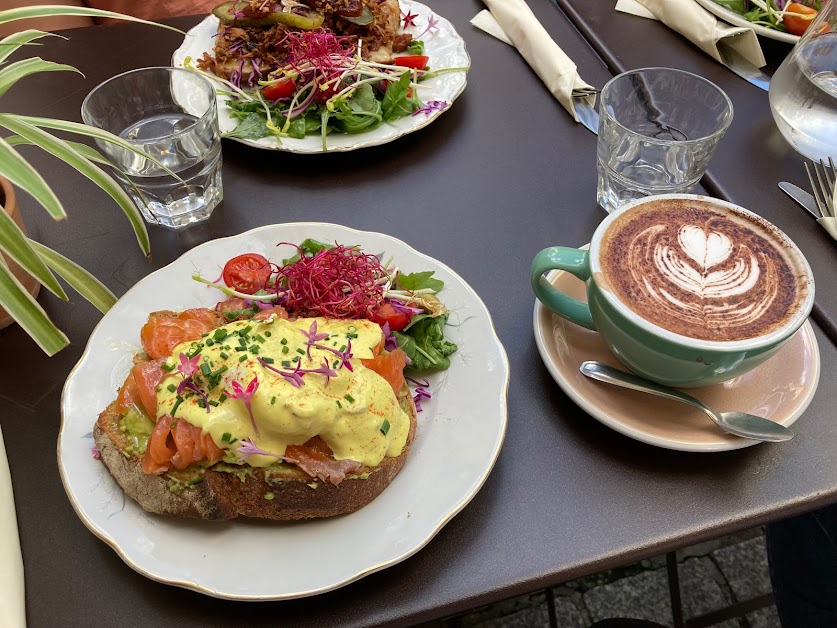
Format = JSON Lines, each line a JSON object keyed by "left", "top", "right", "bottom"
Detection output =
{"left": 600, "top": 202, "right": 803, "bottom": 342}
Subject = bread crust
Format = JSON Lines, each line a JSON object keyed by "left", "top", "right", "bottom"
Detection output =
{"left": 95, "top": 348, "right": 417, "bottom": 521}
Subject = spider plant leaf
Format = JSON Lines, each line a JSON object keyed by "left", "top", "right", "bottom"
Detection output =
{"left": 0, "top": 6, "right": 185, "bottom": 35}
{"left": 28, "top": 240, "right": 117, "bottom": 313}
{"left": 0, "top": 202, "right": 66, "bottom": 299}
{"left": 4, "top": 135, "right": 107, "bottom": 164}
{"left": 0, "top": 135, "right": 64, "bottom": 219}
{"left": 0, "top": 115, "right": 150, "bottom": 257}
{"left": 0, "top": 256, "right": 69, "bottom": 356}
{"left": 0, "top": 57, "right": 81, "bottom": 98}
{"left": 14, "top": 115, "right": 183, "bottom": 181}
{"left": 0, "top": 30, "right": 63, "bottom": 65}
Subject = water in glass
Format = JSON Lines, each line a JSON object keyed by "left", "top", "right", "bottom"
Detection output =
{"left": 770, "top": 32, "right": 837, "bottom": 162}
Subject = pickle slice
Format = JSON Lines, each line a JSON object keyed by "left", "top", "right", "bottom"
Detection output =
{"left": 212, "top": 1, "right": 324, "bottom": 30}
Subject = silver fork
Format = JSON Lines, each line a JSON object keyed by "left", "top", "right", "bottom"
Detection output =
{"left": 571, "top": 87, "right": 600, "bottom": 135}
{"left": 805, "top": 158, "right": 837, "bottom": 218}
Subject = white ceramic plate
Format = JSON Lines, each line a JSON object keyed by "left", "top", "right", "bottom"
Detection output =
{"left": 59, "top": 224, "right": 508, "bottom": 600}
{"left": 171, "top": 0, "right": 470, "bottom": 153}
{"left": 693, "top": 0, "right": 799, "bottom": 44}
{"left": 533, "top": 263, "right": 820, "bottom": 452}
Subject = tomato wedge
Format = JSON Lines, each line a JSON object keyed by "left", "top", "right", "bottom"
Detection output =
{"left": 784, "top": 3, "right": 817, "bottom": 36}
{"left": 393, "top": 55, "right": 429, "bottom": 70}
{"left": 262, "top": 78, "right": 296, "bottom": 101}
{"left": 222, "top": 253, "right": 272, "bottom": 294}
{"left": 361, "top": 348, "right": 407, "bottom": 394}
{"left": 371, "top": 302, "right": 410, "bottom": 332}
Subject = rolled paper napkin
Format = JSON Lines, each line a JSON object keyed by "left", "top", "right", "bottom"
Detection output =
{"left": 631, "top": 0, "right": 766, "bottom": 68}
{"left": 615, "top": 0, "right": 656, "bottom": 20}
{"left": 0, "top": 426, "right": 25, "bottom": 628}
{"left": 818, "top": 217, "right": 837, "bottom": 240}
{"left": 475, "top": 0, "right": 596, "bottom": 122}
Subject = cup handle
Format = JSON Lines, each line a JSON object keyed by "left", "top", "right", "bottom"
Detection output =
{"left": 531, "top": 247, "right": 596, "bottom": 331}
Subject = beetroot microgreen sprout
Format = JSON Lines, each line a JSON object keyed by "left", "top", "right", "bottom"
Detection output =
{"left": 228, "top": 377, "right": 260, "bottom": 435}
{"left": 236, "top": 438, "right": 286, "bottom": 463}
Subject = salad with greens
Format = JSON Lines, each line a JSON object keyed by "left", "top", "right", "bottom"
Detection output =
{"left": 711, "top": 0, "right": 822, "bottom": 35}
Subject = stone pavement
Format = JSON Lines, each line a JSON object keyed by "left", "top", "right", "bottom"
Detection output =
{"left": 431, "top": 527, "right": 780, "bottom": 628}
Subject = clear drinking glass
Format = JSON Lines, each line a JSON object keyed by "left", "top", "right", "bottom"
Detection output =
{"left": 596, "top": 68, "right": 734, "bottom": 213}
{"left": 81, "top": 67, "right": 223, "bottom": 229}
{"left": 769, "top": 0, "right": 837, "bottom": 162}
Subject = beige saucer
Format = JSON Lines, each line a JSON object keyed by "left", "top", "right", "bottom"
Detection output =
{"left": 533, "top": 264, "right": 820, "bottom": 452}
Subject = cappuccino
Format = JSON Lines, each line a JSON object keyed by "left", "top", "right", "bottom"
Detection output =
{"left": 599, "top": 199, "right": 809, "bottom": 342}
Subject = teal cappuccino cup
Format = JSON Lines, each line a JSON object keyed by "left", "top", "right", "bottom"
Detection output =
{"left": 531, "top": 195, "right": 815, "bottom": 387}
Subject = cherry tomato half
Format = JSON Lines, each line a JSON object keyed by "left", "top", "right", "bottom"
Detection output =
{"left": 261, "top": 78, "right": 296, "bottom": 101}
{"left": 371, "top": 302, "right": 410, "bottom": 332}
{"left": 222, "top": 253, "right": 272, "bottom": 294}
{"left": 784, "top": 3, "right": 817, "bottom": 36}
{"left": 393, "top": 55, "right": 429, "bottom": 70}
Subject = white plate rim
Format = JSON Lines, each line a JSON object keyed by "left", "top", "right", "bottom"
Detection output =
{"left": 693, "top": 0, "right": 800, "bottom": 44}
{"left": 532, "top": 270, "right": 820, "bottom": 452}
{"left": 170, "top": 0, "right": 471, "bottom": 153}
{"left": 58, "top": 222, "right": 509, "bottom": 600}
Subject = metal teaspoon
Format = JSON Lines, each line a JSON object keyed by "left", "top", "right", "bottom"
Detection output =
{"left": 579, "top": 361, "right": 794, "bottom": 443}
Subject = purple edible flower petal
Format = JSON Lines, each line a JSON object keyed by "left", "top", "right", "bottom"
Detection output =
{"left": 412, "top": 100, "right": 447, "bottom": 117}
{"left": 177, "top": 378, "right": 211, "bottom": 413}
{"left": 236, "top": 438, "right": 286, "bottom": 463}
{"left": 91, "top": 446, "right": 101, "bottom": 460}
{"left": 300, "top": 320, "right": 330, "bottom": 358}
{"left": 401, "top": 9, "right": 420, "bottom": 28}
{"left": 382, "top": 322, "right": 399, "bottom": 352}
{"left": 177, "top": 352, "right": 201, "bottom": 379}
{"left": 417, "top": 14, "right": 440, "bottom": 38}
{"left": 228, "top": 377, "right": 260, "bottom": 434}
{"left": 307, "top": 358, "right": 340, "bottom": 386}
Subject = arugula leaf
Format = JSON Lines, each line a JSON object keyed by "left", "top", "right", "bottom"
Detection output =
{"left": 396, "top": 271, "right": 444, "bottom": 293}
{"left": 225, "top": 112, "right": 271, "bottom": 140}
{"left": 381, "top": 72, "right": 415, "bottom": 123}
{"left": 282, "top": 238, "right": 333, "bottom": 264}
{"left": 332, "top": 84, "right": 383, "bottom": 134}
{"left": 712, "top": 0, "right": 746, "bottom": 14}
{"left": 393, "top": 314, "right": 457, "bottom": 372}
{"left": 406, "top": 40, "right": 425, "bottom": 54}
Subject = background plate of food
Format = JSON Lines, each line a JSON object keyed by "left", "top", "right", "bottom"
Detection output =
{"left": 59, "top": 223, "right": 508, "bottom": 600}
{"left": 171, "top": 0, "right": 470, "bottom": 152}
{"left": 693, "top": 0, "right": 803, "bottom": 44}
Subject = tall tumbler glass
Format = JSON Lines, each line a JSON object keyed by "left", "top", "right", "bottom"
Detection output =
{"left": 82, "top": 67, "right": 223, "bottom": 229}
{"left": 596, "top": 68, "right": 734, "bottom": 213}
{"left": 769, "top": 0, "right": 837, "bottom": 162}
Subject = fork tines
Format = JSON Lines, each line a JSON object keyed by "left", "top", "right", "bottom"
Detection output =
{"left": 805, "top": 158, "right": 837, "bottom": 219}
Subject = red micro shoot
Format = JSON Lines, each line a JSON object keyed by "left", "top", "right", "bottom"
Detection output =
{"left": 275, "top": 243, "right": 386, "bottom": 319}
{"left": 279, "top": 29, "right": 358, "bottom": 87}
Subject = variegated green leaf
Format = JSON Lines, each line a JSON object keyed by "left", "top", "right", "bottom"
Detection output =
{"left": 5, "top": 134, "right": 107, "bottom": 164}
{"left": 0, "top": 6, "right": 184, "bottom": 34}
{"left": 0, "top": 115, "right": 150, "bottom": 256}
{"left": 29, "top": 240, "right": 116, "bottom": 313}
{"left": 0, "top": 135, "right": 64, "bottom": 219}
{"left": 15, "top": 115, "right": 183, "bottom": 181}
{"left": 0, "top": 256, "right": 68, "bottom": 355}
{"left": 0, "top": 30, "right": 62, "bottom": 65}
{"left": 0, "top": 57, "right": 80, "bottom": 98}
{"left": 0, "top": 201, "right": 66, "bottom": 299}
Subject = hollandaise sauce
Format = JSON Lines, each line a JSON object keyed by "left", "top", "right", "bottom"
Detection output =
{"left": 155, "top": 317, "right": 410, "bottom": 468}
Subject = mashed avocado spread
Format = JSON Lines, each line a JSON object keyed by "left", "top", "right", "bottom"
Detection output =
{"left": 155, "top": 316, "right": 410, "bottom": 468}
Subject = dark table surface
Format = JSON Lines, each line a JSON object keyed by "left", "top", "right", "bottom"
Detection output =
{"left": 2, "top": 1, "right": 837, "bottom": 626}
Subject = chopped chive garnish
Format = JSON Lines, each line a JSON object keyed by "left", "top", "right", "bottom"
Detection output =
{"left": 380, "top": 419, "right": 391, "bottom": 435}
{"left": 219, "top": 393, "right": 228, "bottom": 402}
{"left": 270, "top": 396, "right": 276, "bottom": 405}
{"left": 280, "top": 338, "right": 287, "bottom": 345}
{"left": 161, "top": 362, "right": 175, "bottom": 372}
{"left": 209, "top": 400, "right": 219, "bottom": 407}
{"left": 339, "top": 345, "right": 347, "bottom": 352}
{"left": 344, "top": 394, "right": 355, "bottom": 403}
{"left": 224, "top": 312, "right": 238, "bottom": 320}
{"left": 347, "top": 333, "right": 358, "bottom": 339}
{"left": 250, "top": 345, "right": 260, "bottom": 354}
{"left": 213, "top": 329, "right": 228, "bottom": 341}
{"left": 254, "top": 334, "right": 265, "bottom": 343}
{"left": 220, "top": 351, "right": 229, "bottom": 360}
{"left": 336, "top": 400, "right": 342, "bottom": 408}
{"left": 197, "top": 399, "right": 206, "bottom": 409}
{"left": 200, "top": 362, "right": 212, "bottom": 376}
{"left": 239, "top": 355, "right": 248, "bottom": 363}
{"left": 282, "top": 360, "right": 291, "bottom": 367}
{"left": 296, "top": 348, "right": 305, "bottom": 355}
{"left": 241, "top": 326, "right": 252, "bottom": 336}
{"left": 238, "top": 337, "right": 247, "bottom": 347}
{"left": 282, "top": 346, "right": 289, "bottom": 354}
{"left": 171, "top": 396, "right": 183, "bottom": 416}
{"left": 293, "top": 356, "right": 300, "bottom": 363}
{"left": 205, "top": 338, "right": 215, "bottom": 347}
{"left": 265, "top": 331, "right": 272, "bottom": 338}
{"left": 186, "top": 347, "right": 202, "bottom": 359}
{"left": 348, "top": 325, "right": 356, "bottom": 332}
{"left": 261, "top": 357, "right": 274, "bottom": 364}
{"left": 235, "top": 346, "right": 247, "bottom": 352}
{"left": 167, "top": 384, "right": 176, "bottom": 393}
{"left": 222, "top": 432, "right": 232, "bottom": 443}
